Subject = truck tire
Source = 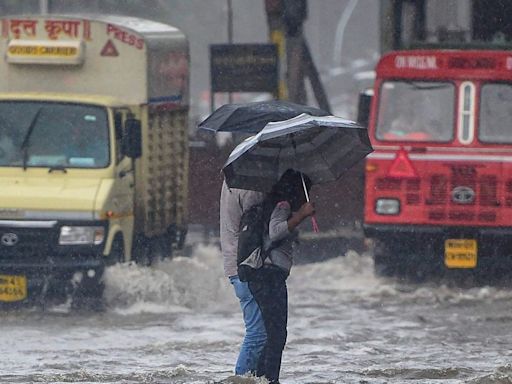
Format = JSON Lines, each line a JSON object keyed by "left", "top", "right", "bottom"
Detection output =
{"left": 71, "top": 237, "right": 123, "bottom": 310}
{"left": 373, "top": 239, "right": 400, "bottom": 277}
{"left": 153, "top": 235, "right": 173, "bottom": 260}
{"left": 105, "top": 236, "right": 125, "bottom": 266}
{"left": 132, "top": 236, "right": 153, "bottom": 266}
{"left": 70, "top": 266, "right": 105, "bottom": 311}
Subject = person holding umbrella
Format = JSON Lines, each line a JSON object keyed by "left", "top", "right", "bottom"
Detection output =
{"left": 220, "top": 180, "right": 267, "bottom": 376}
{"left": 201, "top": 100, "right": 373, "bottom": 381}
{"left": 205, "top": 100, "right": 329, "bottom": 377}
{"left": 219, "top": 113, "right": 372, "bottom": 382}
{"left": 248, "top": 169, "right": 316, "bottom": 384}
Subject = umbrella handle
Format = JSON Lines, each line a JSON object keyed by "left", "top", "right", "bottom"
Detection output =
{"left": 301, "top": 173, "right": 319, "bottom": 233}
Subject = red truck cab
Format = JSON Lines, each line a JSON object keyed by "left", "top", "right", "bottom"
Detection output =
{"left": 363, "top": 50, "right": 512, "bottom": 279}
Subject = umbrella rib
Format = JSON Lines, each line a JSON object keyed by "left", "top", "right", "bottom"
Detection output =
{"left": 319, "top": 147, "right": 335, "bottom": 179}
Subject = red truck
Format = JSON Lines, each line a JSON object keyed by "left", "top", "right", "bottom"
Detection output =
{"left": 362, "top": 49, "right": 512, "bottom": 279}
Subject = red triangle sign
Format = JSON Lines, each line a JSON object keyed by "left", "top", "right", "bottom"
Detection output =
{"left": 388, "top": 148, "right": 418, "bottom": 178}
{"left": 100, "top": 40, "right": 119, "bottom": 57}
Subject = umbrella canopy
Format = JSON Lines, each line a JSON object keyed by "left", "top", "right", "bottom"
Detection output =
{"left": 198, "top": 100, "right": 329, "bottom": 134}
{"left": 222, "top": 113, "right": 373, "bottom": 192}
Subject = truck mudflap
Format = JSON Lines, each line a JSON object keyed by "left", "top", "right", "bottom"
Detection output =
{"left": 364, "top": 223, "right": 512, "bottom": 280}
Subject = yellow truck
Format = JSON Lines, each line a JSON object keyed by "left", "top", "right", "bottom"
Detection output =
{"left": 0, "top": 15, "right": 189, "bottom": 304}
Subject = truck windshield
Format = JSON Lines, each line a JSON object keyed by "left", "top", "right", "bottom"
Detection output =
{"left": 376, "top": 81, "right": 455, "bottom": 142}
{"left": 479, "top": 82, "right": 512, "bottom": 144}
{"left": 0, "top": 102, "right": 109, "bottom": 168}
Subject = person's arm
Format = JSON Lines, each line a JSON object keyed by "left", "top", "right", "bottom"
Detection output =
{"left": 220, "top": 182, "right": 242, "bottom": 258}
{"left": 287, "top": 202, "right": 315, "bottom": 232}
{"left": 268, "top": 201, "right": 315, "bottom": 242}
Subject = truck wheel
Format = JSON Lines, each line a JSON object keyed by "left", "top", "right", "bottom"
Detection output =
{"left": 132, "top": 236, "right": 153, "bottom": 266}
{"left": 373, "top": 239, "right": 399, "bottom": 277}
{"left": 105, "top": 236, "right": 125, "bottom": 266}
{"left": 70, "top": 266, "right": 105, "bottom": 311}
{"left": 154, "top": 235, "right": 173, "bottom": 260}
{"left": 70, "top": 237, "right": 122, "bottom": 310}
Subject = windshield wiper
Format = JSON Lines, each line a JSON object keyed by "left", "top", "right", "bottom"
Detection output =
{"left": 20, "top": 107, "right": 43, "bottom": 171}
{"left": 48, "top": 165, "right": 67, "bottom": 173}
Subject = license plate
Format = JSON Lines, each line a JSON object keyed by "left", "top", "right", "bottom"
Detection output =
{"left": 444, "top": 239, "right": 477, "bottom": 268}
{"left": 0, "top": 274, "right": 27, "bottom": 302}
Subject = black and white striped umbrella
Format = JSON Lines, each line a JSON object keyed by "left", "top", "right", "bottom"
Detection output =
{"left": 222, "top": 113, "right": 373, "bottom": 192}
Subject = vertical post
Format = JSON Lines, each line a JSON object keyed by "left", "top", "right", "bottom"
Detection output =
{"left": 39, "top": 0, "right": 49, "bottom": 14}
{"left": 265, "top": 0, "right": 330, "bottom": 109}
{"left": 303, "top": 41, "right": 331, "bottom": 113}
{"left": 332, "top": 0, "right": 359, "bottom": 69}
{"left": 265, "top": 0, "right": 288, "bottom": 100}
{"left": 287, "top": 35, "right": 307, "bottom": 104}
{"left": 380, "top": 0, "right": 396, "bottom": 53}
{"left": 227, "top": 0, "right": 233, "bottom": 104}
{"left": 283, "top": 0, "right": 307, "bottom": 104}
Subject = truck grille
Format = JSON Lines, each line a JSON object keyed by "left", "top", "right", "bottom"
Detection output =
{"left": 428, "top": 174, "right": 448, "bottom": 205}
{"left": 426, "top": 168, "right": 500, "bottom": 223}
{"left": 376, "top": 177, "right": 401, "bottom": 191}
{"left": 373, "top": 170, "right": 503, "bottom": 224}
{"left": 375, "top": 178, "right": 421, "bottom": 205}
{"left": 479, "top": 175, "right": 498, "bottom": 206}
{"left": 428, "top": 173, "right": 498, "bottom": 205}
{"left": 0, "top": 227, "right": 55, "bottom": 259}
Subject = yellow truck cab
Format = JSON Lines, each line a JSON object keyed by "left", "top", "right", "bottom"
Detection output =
{"left": 0, "top": 15, "right": 189, "bottom": 304}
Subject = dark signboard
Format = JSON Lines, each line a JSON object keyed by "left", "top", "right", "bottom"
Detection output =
{"left": 210, "top": 44, "right": 278, "bottom": 93}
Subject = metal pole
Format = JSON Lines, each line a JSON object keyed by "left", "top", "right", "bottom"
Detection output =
{"left": 227, "top": 0, "right": 233, "bottom": 103}
{"left": 227, "top": 0, "right": 233, "bottom": 43}
{"left": 332, "top": 0, "right": 359, "bottom": 69}
{"left": 266, "top": 2, "right": 288, "bottom": 100}
{"left": 39, "top": 0, "right": 49, "bottom": 14}
{"left": 303, "top": 41, "right": 331, "bottom": 113}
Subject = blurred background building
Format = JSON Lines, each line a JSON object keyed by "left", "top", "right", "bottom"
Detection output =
{"left": 0, "top": 0, "right": 380, "bottom": 124}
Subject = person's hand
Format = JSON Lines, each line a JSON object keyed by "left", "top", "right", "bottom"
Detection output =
{"left": 297, "top": 202, "right": 315, "bottom": 219}
{"left": 287, "top": 202, "right": 316, "bottom": 231}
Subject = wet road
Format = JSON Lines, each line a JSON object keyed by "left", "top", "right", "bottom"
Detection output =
{"left": 3, "top": 243, "right": 512, "bottom": 383}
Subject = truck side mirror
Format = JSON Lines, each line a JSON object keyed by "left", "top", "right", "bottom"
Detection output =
{"left": 123, "top": 118, "right": 142, "bottom": 159}
{"left": 357, "top": 89, "right": 373, "bottom": 128}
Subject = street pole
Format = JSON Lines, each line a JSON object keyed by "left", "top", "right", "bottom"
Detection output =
{"left": 265, "top": 0, "right": 330, "bottom": 111}
{"left": 332, "top": 0, "right": 359, "bottom": 69}
{"left": 39, "top": 0, "right": 49, "bottom": 14}
{"left": 227, "top": 0, "right": 233, "bottom": 104}
{"left": 265, "top": 0, "right": 288, "bottom": 100}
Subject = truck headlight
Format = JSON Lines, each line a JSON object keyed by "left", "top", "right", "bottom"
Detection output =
{"left": 375, "top": 198, "right": 400, "bottom": 215}
{"left": 59, "top": 226, "right": 105, "bottom": 245}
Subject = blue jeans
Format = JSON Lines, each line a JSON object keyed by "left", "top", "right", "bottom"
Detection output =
{"left": 230, "top": 275, "right": 267, "bottom": 375}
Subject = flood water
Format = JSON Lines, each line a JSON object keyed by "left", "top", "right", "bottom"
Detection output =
{"left": 3, "top": 242, "right": 512, "bottom": 383}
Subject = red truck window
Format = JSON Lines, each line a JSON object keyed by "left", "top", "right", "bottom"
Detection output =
{"left": 376, "top": 81, "right": 455, "bottom": 142}
{"left": 479, "top": 82, "right": 512, "bottom": 144}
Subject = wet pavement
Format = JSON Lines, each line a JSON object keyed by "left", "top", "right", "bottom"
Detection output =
{"left": 3, "top": 241, "right": 512, "bottom": 383}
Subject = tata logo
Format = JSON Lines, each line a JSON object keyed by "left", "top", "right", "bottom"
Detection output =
{"left": 451, "top": 186, "right": 475, "bottom": 204}
{"left": 1, "top": 233, "right": 19, "bottom": 247}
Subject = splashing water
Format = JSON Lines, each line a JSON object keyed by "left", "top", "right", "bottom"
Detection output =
{"left": 104, "top": 243, "right": 236, "bottom": 315}
{"left": 3, "top": 244, "right": 512, "bottom": 383}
